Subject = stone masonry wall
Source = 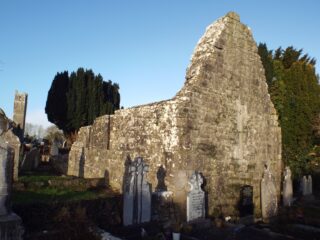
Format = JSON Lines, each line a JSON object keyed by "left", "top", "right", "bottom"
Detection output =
{"left": 13, "top": 91, "right": 28, "bottom": 139}
{"left": 68, "top": 12, "right": 282, "bottom": 218}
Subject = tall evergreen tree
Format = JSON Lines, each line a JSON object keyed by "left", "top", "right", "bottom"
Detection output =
{"left": 258, "top": 43, "right": 274, "bottom": 86}
{"left": 45, "top": 68, "right": 120, "bottom": 142}
{"left": 258, "top": 44, "right": 320, "bottom": 176}
{"left": 45, "top": 71, "right": 69, "bottom": 130}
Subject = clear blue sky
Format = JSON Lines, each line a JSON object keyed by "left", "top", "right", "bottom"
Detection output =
{"left": 1, "top": 0, "right": 319, "bottom": 128}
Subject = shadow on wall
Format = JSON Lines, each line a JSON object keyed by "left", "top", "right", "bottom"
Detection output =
{"left": 104, "top": 169, "right": 110, "bottom": 186}
{"left": 199, "top": 172, "right": 209, "bottom": 219}
{"left": 79, "top": 147, "right": 85, "bottom": 178}
{"left": 122, "top": 155, "right": 132, "bottom": 193}
{"left": 156, "top": 165, "right": 167, "bottom": 192}
{"left": 122, "top": 156, "right": 152, "bottom": 226}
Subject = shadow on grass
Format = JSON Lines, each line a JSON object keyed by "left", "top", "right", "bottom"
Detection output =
{"left": 12, "top": 188, "right": 102, "bottom": 204}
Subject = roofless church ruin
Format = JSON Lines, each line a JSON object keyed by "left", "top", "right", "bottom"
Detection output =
{"left": 68, "top": 12, "right": 282, "bottom": 219}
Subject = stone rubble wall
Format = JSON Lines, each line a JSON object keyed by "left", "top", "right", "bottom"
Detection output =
{"left": 68, "top": 12, "right": 282, "bottom": 218}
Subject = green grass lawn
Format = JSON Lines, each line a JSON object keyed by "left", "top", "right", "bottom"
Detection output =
{"left": 12, "top": 188, "right": 101, "bottom": 204}
{"left": 13, "top": 173, "right": 117, "bottom": 205}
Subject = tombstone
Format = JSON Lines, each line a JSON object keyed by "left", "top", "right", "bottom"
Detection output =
{"left": 299, "top": 175, "right": 311, "bottom": 196}
{"left": 152, "top": 191, "right": 174, "bottom": 223}
{"left": 239, "top": 185, "right": 253, "bottom": 217}
{"left": 300, "top": 176, "right": 308, "bottom": 195}
{"left": 20, "top": 147, "right": 40, "bottom": 172}
{"left": 282, "top": 166, "right": 293, "bottom": 207}
{"left": 152, "top": 166, "right": 174, "bottom": 222}
{"left": 0, "top": 130, "right": 24, "bottom": 239}
{"left": 261, "top": 165, "right": 278, "bottom": 221}
{"left": 307, "top": 175, "right": 312, "bottom": 195}
{"left": 1, "top": 109, "right": 21, "bottom": 181}
{"left": 123, "top": 157, "right": 151, "bottom": 226}
{"left": 187, "top": 171, "right": 205, "bottom": 222}
{"left": 301, "top": 175, "right": 313, "bottom": 196}
{"left": 50, "top": 140, "right": 59, "bottom": 156}
{"left": 4, "top": 130, "right": 21, "bottom": 181}
{"left": 0, "top": 141, "right": 12, "bottom": 215}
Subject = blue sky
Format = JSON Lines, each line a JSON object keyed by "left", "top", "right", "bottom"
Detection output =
{"left": 1, "top": 0, "right": 319, "bottom": 128}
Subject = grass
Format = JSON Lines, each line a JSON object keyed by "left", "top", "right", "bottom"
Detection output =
{"left": 12, "top": 189, "right": 101, "bottom": 204}
{"left": 19, "top": 175, "right": 65, "bottom": 183}
{"left": 13, "top": 172, "right": 116, "bottom": 205}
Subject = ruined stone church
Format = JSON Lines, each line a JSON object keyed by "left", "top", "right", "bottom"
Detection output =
{"left": 68, "top": 12, "right": 282, "bottom": 218}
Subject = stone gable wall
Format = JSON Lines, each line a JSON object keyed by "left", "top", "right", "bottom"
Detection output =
{"left": 68, "top": 12, "right": 281, "bottom": 218}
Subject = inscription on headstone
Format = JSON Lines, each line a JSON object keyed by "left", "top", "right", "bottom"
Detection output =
{"left": 123, "top": 157, "right": 151, "bottom": 226}
{"left": 261, "top": 165, "right": 278, "bottom": 221}
{"left": 239, "top": 185, "right": 253, "bottom": 217}
{"left": 282, "top": 167, "right": 293, "bottom": 206}
{"left": 187, "top": 171, "right": 205, "bottom": 222}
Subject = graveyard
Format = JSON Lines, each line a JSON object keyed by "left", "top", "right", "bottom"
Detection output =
{"left": 1, "top": 7, "right": 320, "bottom": 240}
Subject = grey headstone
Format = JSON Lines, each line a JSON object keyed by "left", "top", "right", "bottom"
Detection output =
{"left": 50, "top": 140, "right": 59, "bottom": 156}
{"left": 123, "top": 157, "right": 151, "bottom": 226}
{"left": 282, "top": 166, "right": 293, "bottom": 207}
{"left": 151, "top": 191, "right": 174, "bottom": 222}
{"left": 20, "top": 147, "right": 40, "bottom": 172}
{"left": 261, "top": 165, "right": 278, "bottom": 221}
{"left": 307, "top": 175, "right": 312, "bottom": 195}
{"left": 0, "top": 117, "right": 24, "bottom": 238}
{"left": 0, "top": 213, "right": 24, "bottom": 240}
{"left": 0, "top": 140, "right": 11, "bottom": 216}
{"left": 187, "top": 171, "right": 205, "bottom": 222}
{"left": 301, "top": 175, "right": 313, "bottom": 196}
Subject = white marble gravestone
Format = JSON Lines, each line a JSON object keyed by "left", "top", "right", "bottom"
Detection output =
{"left": 123, "top": 157, "right": 151, "bottom": 226}
{"left": 282, "top": 166, "right": 293, "bottom": 207}
{"left": 261, "top": 165, "right": 278, "bottom": 221}
{"left": 187, "top": 171, "right": 205, "bottom": 222}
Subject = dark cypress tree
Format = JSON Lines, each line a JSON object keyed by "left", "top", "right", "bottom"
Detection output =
{"left": 46, "top": 68, "right": 120, "bottom": 142}
{"left": 258, "top": 43, "right": 274, "bottom": 86}
{"left": 45, "top": 71, "right": 69, "bottom": 130}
